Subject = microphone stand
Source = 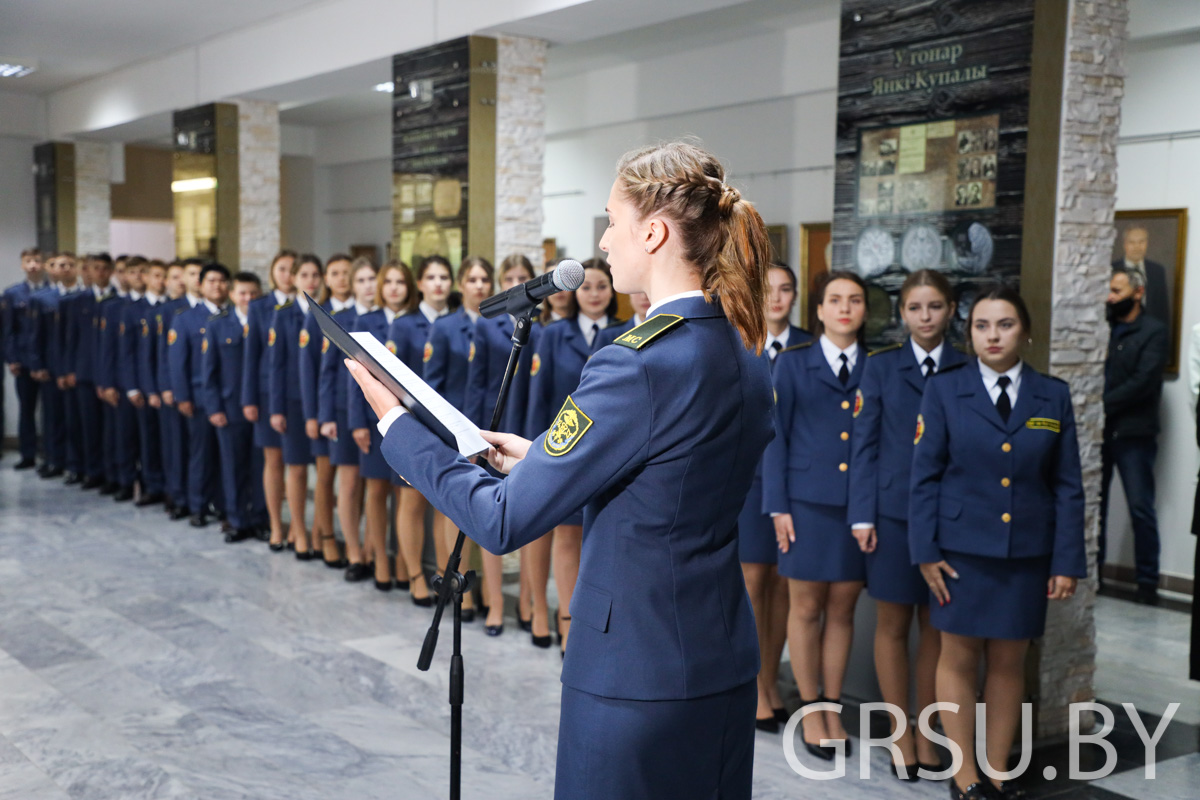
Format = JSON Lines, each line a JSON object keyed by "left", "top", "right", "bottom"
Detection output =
{"left": 417, "top": 295, "right": 539, "bottom": 800}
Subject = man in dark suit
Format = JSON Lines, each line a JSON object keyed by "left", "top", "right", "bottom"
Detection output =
{"left": 1112, "top": 225, "right": 1169, "bottom": 332}
{"left": 1100, "top": 266, "right": 1168, "bottom": 605}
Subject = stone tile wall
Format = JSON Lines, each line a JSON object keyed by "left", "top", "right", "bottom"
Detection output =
{"left": 74, "top": 141, "right": 111, "bottom": 256}
{"left": 236, "top": 99, "right": 281, "bottom": 274}
{"left": 496, "top": 36, "right": 547, "bottom": 272}
{"left": 1040, "top": 0, "right": 1128, "bottom": 738}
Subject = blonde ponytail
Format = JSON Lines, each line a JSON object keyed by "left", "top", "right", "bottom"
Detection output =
{"left": 615, "top": 142, "right": 769, "bottom": 352}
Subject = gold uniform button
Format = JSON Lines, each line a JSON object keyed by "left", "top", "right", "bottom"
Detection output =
{"left": 841, "top": 401, "right": 850, "bottom": 410}
{"left": 1002, "top": 513, "right": 1011, "bottom": 523}
{"left": 1001, "top": 477, "right": 1011, "bottom": 488}
{"left": 1002, "top": 442, "right": 1012, "bottom": 452}
{"left": 839, "top": 462, "right": 848, "bottom": 472}
{"left": 840, "top": 432, "right": 849, "bottom": 441}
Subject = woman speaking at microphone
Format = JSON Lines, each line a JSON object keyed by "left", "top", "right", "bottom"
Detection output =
{"left": 348, "top": 141, "right": 774, "bottom": 799}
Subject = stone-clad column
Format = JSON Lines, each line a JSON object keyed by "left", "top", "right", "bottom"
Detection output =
{"left": 235, "top": 99, "right": 281, "bottom": 273}
{"left": 74, "top": 140, "right": 111, "bottom": 256}
{"left": 496, "top": 36, "right": 547, "bottom": 272}
{"left": 1036, "top": 0, "right": 1128, "bottom": 738}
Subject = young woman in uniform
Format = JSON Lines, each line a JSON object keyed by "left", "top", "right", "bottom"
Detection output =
{"left": 740, "top": 263, "right": 810, "bottom": 732}
{"left": 348, "top": 260, "right": 416, "bottom": 589}
{"left": 268, "top": 254, "right": 324, "bottom": 559}
{"left": 424, "top": 255, "right": 494, "bottom": 620}
{"left": 910, "top": 284, "right": 1084, "bottom": 800}
{"left": 526, "top": 258, "right": 617, "bottom": 654}
{"left": 387, "top": 255, "right": 454, "bottom": 605}
{"left": 848, "top": 268, "right": 963, "bottom": 777}
{"left": 242, "top": 250, "right": 296, "bottom": 549}
{"left": 766, "top": 270, "right": 867, "bottom": 759}
{"left": 348, "top": 140, "right": 774, "bottom": 800}
{"left": 464, "top": 254, "right": 540, "bottom": 634}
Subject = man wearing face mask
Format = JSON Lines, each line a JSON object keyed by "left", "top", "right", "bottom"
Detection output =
{"left": 1100, "top": 266, "right": 1168, "bottom": 605}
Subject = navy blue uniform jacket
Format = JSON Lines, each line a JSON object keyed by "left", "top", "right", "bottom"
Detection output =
{"left": 526, "top": 318, "right": 595, "bottom": 440}
{"left": 908, "top": 360, "right": 1086, "bottom": 577}
{"left": 381, "top": 296, "right": 774, "bottom": 700}
{"left": 464, "top": 315, "right": 541, "bottom": 433}
{"left": 318, "top": 306, "right": 358, "bottom": 425}
{"left": 201, "top": 309, "right": 249, "bottom": 419}
{"left": 240, "top": 294, "right": 281, "bottom": 411}
{"left": 848, "top": 341, "right": 966, "bottom": 526}
{"left": 168, "top": 303, "right": 213, "bottom": 408}
{"left": 424, "top": 307, "right": 475, "bottom": 412}
{"left": 761, "top": 339, "right": 864, "bottom": 514}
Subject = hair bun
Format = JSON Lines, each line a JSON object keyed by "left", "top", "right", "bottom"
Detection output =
{"left": 718, "top": 184, "right": 741, "bottom": 215}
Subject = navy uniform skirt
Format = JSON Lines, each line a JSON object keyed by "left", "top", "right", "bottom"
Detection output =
{"left": 253, "top": 416, "right": 282, "bottom": 449}
{"left": 865, "top": 515, "right": 928, "bottom": 605}
{"left": 930, "top": 550, "right": 1051, "bottom": 640}
{"left": 281, "top": 399, "right": 314, "bottom": 466}
{"left": 737, "top": 476, "right": 777, "bottom": 564}
{"left": 777, "top": 500, "right": 866, "bottom": 582}
{"left": 327, "top": 407, "right": 359, "bottom": 466}
{"left": 310, "top": 431, "right": 329, "bottom": 459}
{"left": 359, "top": 426, "right": 392, "bottom": 481}
{"left": 555, "top": 680, "right": 756, "bottom": 800}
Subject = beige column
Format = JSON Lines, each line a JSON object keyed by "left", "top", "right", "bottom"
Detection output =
{"left": 73, "top": 141, "right": 111, "bottom": 256}
{"left": 234, "top": 99, "right": 281, "bottom": 273}
{"left": 496, "top": 36, "right": 548, "bottom": 272}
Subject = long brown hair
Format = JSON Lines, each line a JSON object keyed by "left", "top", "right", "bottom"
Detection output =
{"left": 615, "top": 141, "right": 771, "bottom": 352}
{"left": 267, "top": 249, "right": 298, "bottom": 290}
{"left": 375, "top": 259, "right": 418, "bottom": 314}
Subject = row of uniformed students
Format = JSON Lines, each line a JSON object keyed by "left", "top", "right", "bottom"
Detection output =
{"left": 740, "top": 266, "right": 1084, "bottom": 799}
{"left": 1, "top": 247, "right": 641, "bottom": 655}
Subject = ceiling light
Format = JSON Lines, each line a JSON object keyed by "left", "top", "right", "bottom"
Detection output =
{"left": 171, "top": 177, "right": 217, "bottom": 193}
{"left": 374, "top": 81, "right": 394, "bottom": 93}
{"left": 0, "top": 61, "right": 36, "bottom": 78}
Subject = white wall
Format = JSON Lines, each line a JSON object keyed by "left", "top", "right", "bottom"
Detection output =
{"left": 1106, "top": 31, "right": 1200, "bottom": 586}
{"left": 310, "top": 115, "right": 392, "bottom": 259}
{"left": 541, "top": 3, "right": 839, "bottom": 268}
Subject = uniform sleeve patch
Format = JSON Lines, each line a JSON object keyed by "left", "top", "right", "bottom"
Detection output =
{"left": 201, "top": 337, "right": 209, "bottom": 354}
{"left": 468, "top": 341, "right": 476, "bottom": 362}
{"left": 157, "top": 316, "right": 164, "bottom": 336}
{"left": 1026, "top": 417, "right": 1060, "bottom": 433}
{"left": 100, "top": 318, "right": 107, "bottom": 331}
{"left": 530, "top": 352, "right": 541, "bottom": 377}
{"left": 167, "top": 329, "right": 178, "bottom": 346}
{"left": 243, "top": 323, "right": 249, "bottom": 339}
{"left": 613, "top": 314, "right": 684, "bottom": 350}
{"left": 299, "top": 329, "right": 310, "bottom": 348}
{"left": 853, "top": 388, "right": 864, "bottom": 418}
{"left": 544, "top": 396, "right": 593, "bottom": 457}
{"left": 322, "top": 337, "right": 330, "bottom": 354}
{"left": 423, "top": 342, "right": 433, "bottom": 363}
{"left": 914, "top": 413, "right": 925, "bottom": 445}
{"left": 268, "top": 328, "right": 277, "bottom": 347}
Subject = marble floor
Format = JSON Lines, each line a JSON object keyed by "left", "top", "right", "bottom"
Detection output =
{"left": 0, "top": 464, "right": 1195, "bottom": 799}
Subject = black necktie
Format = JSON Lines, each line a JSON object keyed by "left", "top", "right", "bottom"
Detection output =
{"left": 996, "top": 375, "right": 1012, "bottom": 422}
{"left": 923, "top": 356, "right": 936, "bottom": 378}
{"left": 589, "top": 322, "right": 600, "bottom": 349}
{"left": 837, "top": 353, "right": 849, "bottom": 385}
{"left": 770, "top": 340, "right": 782, "bottom": 360}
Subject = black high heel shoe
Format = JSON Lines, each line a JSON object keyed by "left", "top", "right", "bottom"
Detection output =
{"left": 949, "top": 779, "right": 991, "bottom": 800}
{"left": 530, "top": 608, "right": 551, "bottom": 648}
{"left": 410, "top": 573, "right": 432, "bottom": 607}
{"left": 755, "top": 716, "right": 780, "bottom": 734}
{"left": 518, "top": 602, "right": 532, "bottom": 632}
{"left": 796, "top": 698, "right": 836, "bottom": 761}
{"left": 772, "top": 707, "right": 789, "bottom": 724}
{"left": 890, "top": 759, "right": 920, "bottom": 783}
{"left": 820, "top": 696, "right": 851, "bottom": 757}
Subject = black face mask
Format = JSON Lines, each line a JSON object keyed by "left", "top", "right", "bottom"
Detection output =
{"left": 1106, "top": 296, "right": 1136, "bottom": 323}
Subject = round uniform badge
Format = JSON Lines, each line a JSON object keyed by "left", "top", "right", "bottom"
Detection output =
{"left": 100, "top": 318, "right": 107, "bottom": 331}
{"left": 167, "top": 329, "right": 178, "bottom": 346}
{"left": 142, "top": 320, "right": 149, "bottom": 337}
{"left": 299, "top": 329, "right": 310, "bottom": 348}
{"left": 157, "top": 316, "right": 163, "bottom": 335}
{"left": 268, "top": 328, "right": 277, "bottom": 347}
{"left": 914, "top": 413, "right": 925, "bottom": 445}
{"left": 530, "top": 353, "right": 541, "bottom": 377}
{"left": 468, "top": 341, "right": 476, "bottom": 363}
{"left": 321, "top": 337, "right": 329, "bottom": 354}
{"left": 423, "top": 342, "right": 433, "bottom": 363}
{"left": 243, "top": 323, "right": 249, "bottom": 339}
{"left": 386, "top": 340, "right": 397, "bottom": 355}
{"left": 119, "top": 322, "right": 125, "bottom": 335}
{"left": 201, "top": 338, "right": 208, "bottom": 354}
{"left": 853, "top": 388, "right": 864, "bottom": 418}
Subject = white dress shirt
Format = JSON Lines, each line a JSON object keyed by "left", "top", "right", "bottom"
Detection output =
{"left": 979, "top": 359, "right": 1023, "bottom": 406}
{"left": 646, "top": 289, "right": 705, "bottom": 319}
{"left": 818, "top": 335, "right": 859, "bottom": 377}
{"left": 355, "top": 301, "right": 374, "bottom": 316}
{"left": 384, "top": 307, "right": 400, "bottom": 326}
{"left": 273, "top": 289, "right": 292, "bottom": 306}
{"left": 578, "top": 313, "right": 609, "bottom": 347}
{"left": 330, "top": 295, "right": 352, "bottom": 312}
{"left": 235, "top": 307, "right": 249, "bottom": 328}
{"left": 297, "top": 293, "right": 310, "bottom": 314}
{"left": 419, "top": 301, "right": 448, "bottom": 324}
{"left": 911, "top": 339, "right": 945, "bottom": 376}
{"left": 765, "top": 327, "right": 792, "bottom": 360}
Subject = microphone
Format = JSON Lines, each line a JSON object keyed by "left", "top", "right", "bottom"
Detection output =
{"left": 479, "top": 259, "right": 585, "bottom": 319}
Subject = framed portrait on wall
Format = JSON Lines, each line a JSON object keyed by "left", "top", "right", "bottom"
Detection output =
{"left": 799, "top": 221, "right": 832, "bottom": 330}
{"left": 1112, "top": 208, "right": 1188, "bottom": 375}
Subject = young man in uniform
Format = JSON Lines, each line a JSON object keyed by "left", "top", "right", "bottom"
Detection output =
{"left": 3, "top": 249, "right": 47, "bottom": 469}
{"left": 131, "top": 259, "right": 167, "bottom": 507}
{"left": 203, "top": 271, "right": 267, "bottom": 542}
{"left": 70, "top": 253, "right": 115, "bottom": 490}
{"left": 158, "top": 261, "right": 193, "bottom": 518}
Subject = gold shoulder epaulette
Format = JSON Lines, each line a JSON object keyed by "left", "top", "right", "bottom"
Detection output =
{"left": 613, "top": 314, "right": 685, "bottom": 350}
{"left": 780, "top": 340, "right": 814, "bottom": 353}
{"left": 869, "top": 342, "right": 903, "bottom": 357}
